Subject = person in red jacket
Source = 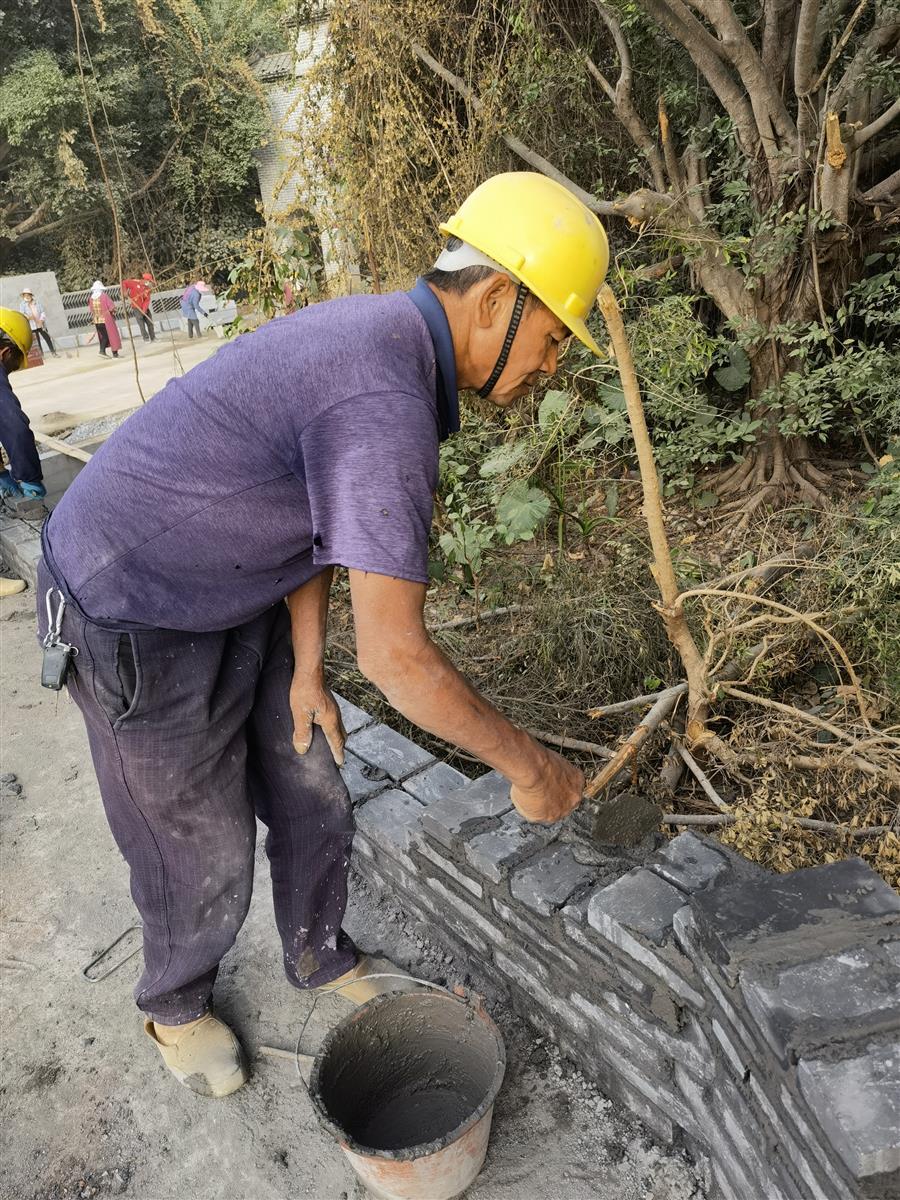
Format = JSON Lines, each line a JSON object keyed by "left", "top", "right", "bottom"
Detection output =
{"left": 122, "top": 272, "right": 156, "bottom": 342}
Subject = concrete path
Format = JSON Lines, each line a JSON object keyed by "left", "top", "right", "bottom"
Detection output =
{"left": 14, "top": 335, "right": 222, "bottom": 433}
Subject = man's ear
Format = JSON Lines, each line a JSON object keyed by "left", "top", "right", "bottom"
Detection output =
{"left": 473, "top": 274, "right": 515, "bottom": 330}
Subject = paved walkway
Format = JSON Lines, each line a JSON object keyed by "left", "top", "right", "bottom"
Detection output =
{"left": 15, "top": 334, "right": 222, "bottom": 433}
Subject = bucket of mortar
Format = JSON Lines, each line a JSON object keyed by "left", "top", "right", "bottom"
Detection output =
{"left": 308, "top": 982, "right": 506, "bottom": 1200}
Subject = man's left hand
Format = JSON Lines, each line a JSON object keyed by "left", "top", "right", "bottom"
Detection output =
{"left": 289, "top": 677, "right": 346, "bottom": 766}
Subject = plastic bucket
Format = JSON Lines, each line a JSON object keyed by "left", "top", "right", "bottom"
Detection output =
{"left": 309, "top": 990, "right": 506, "bottom": 1200}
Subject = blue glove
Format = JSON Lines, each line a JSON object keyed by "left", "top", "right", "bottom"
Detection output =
{"left": 19, "top": 481, "right": 46, "bottom": 500}
{"left": 0, "top": 470, "right": 23, "bottom": 499}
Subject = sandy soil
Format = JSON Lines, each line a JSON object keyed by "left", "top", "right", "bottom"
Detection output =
{"left": 0, "top": 583, "right": 706, "bottom": 1200}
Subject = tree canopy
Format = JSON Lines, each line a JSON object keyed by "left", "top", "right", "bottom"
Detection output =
{"left": 0, "top": 0, "right": 289, "bottom": 288}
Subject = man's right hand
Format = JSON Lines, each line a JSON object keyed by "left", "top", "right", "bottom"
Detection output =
{"left": 510, "top": 747, "right": 584, "bottom": 824}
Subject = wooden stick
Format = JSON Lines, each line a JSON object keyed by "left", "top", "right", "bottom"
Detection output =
{"left": 528, "top": 729, "right": 614, "bottom": 758}
{"left": 432, "top": 605, "right": 523, "bottom": 632}
{"left": 589, "top": 683, "right": 687, "bottom": 719}
{"left": 597, "top": 285, "right": 709, "bottom": 741}
{"left": 32, "top": 430, "right": 93, "bottom": 463}
{"left": 584, "top": 687, "right": 682, "bottom": 799}
{"left": 662, "top": 813, "right": 893, "bottom": 838}
{"left": 258, "top": 1044, "right": 314, "bottom": 1066}
{"left": 676, "top": 744, "right": 731, "bottom": 813}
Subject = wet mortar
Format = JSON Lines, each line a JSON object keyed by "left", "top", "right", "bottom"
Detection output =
{"left": 312, "top": 993, "right": 504, "bottom": 1155}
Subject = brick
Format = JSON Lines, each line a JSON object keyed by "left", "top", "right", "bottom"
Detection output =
{"left": 798, "top": 1043, "right": 900, "bottom": 1182}
{"left": 346, "top": 723, "right": 434, "bottom": 781}
{"left": 492, "top": 898, "right": 579, "bottom": 973}
{"left": 355, "top": 789, "right": 424, "bottom": 856}
{"left": 588, "top": 871, "right": 704, "bottom": 1008}
{"left": 419, "top": 770, "right": 512, "bottom": 849}
{"left": 510, "top": 845, "right": 595, "bottom": 917}
{"left": 569, "top": 991, "right": 662, "bottom": 1079}
{"left": 341, "top": 751, "right": 391, "bottom": 805}
{"left": 741, "top": 945, "right": 900, "bottom": 1063}
{"left": 494, "top": 951, "right": 590, "bottom": 1041}
{"left": 602, "top": 990, "right": 713, "bottom": 1082}
{"left": 424, "top": 876, "right": 506, "bottom": 948}
{"left": 334, "top": 693, "right": 373, "bottom": 735}
{"left": 402, "top": 760, "right": 468, "bottom": 805}
{"left": 416, "top": 840, "right": 483, "bottom": 898}
{"left": 648, "top": 832, "right": 731, "bottom": 894}
{"left": 690, "top": 857, "right": 900, "bottom": 984}
{"left": 779, "top": 1083, "right": 851, "bottom": 1195}
{"left": 588, "top": 1031, "right": 697, "bottom": 1136}
{"left": 712, "top": 1018, "right": 748, "bottom": 1079}
{"left": 465, "top": 812, "right": 556, "bottom": 884}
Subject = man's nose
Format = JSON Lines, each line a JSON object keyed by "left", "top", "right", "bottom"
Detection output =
{"left": 541, "top": 344, "right": 559, "bottom": 375}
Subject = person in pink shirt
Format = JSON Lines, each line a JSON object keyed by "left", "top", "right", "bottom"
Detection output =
{"left": 89, "top": 280, "right": 122, "bottom": 358}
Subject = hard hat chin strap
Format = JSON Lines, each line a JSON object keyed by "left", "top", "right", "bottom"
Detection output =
{"left": 477, "top": 282, "right": 529, "bottom": 399}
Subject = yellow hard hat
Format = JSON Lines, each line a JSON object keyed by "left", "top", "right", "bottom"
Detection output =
{"left": 440, "top": 172, "right": 609, "bottom": 356}
{"left": 0, "top": 307, "right": 33, "bottom": 368}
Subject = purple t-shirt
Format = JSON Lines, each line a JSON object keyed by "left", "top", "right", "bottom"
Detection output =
{"left": 45, "top": 292, "right": 440, "bottom": 631}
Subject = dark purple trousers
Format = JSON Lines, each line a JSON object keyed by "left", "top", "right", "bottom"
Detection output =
{"left": 37, "top": 558, "right": 356, "bottom": 1024}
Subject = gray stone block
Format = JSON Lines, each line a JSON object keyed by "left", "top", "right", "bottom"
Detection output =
{"left": 466, "top": 813, "right": 557, "bottom": 884}
{"left": 340, "top": 751, "right": 391, "bottom": 805}
{"left": 334, "top": 693, "right": 373, "bottom": 735}
{"left": 355, "top": 789, "right": 424, "bottom": 855}
{"left": 402, "top": 760, "right": 468, "bottom": 805}
{"left": 510, "top": 845, "right": 595, "bottom": 916}
{"left": 741, "top": 944, "right": 900, "bottom": 1063}
{"left": 690, "top": 857, "right": 900, "bottom": 984}
{"left": 798, "top": 1043, "right": 900, "bottom": 1182}
{"left": 346, "top": 723, "right": 434, "bottom": 781}
{"left": 648, "top": 832, "right": 731, "bottom": 894}
{"left": 602, "top": 989, "right": 713, "bottom": 1082}
{"left": 588, "top": 870, "right": 704, "bottom": 1008}
{"left": 416, "top": 840, "right": 483, "bottom": 898}
{"left": 590, "top": 868, "right": 685, "bottom": 946}
{"left": 419, "top": 770, "right": 512, "bottom": 849}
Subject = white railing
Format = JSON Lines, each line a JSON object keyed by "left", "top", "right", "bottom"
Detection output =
{"left": 60, "top": 286, "right": 187, "bottom": 332}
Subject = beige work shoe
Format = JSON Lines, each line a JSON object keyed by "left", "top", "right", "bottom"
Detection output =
{"left": 0, "top": 577, "right": 26, "bottom": 598}
{"left": 144, "top": 1014, "right": 248, "bottom": 1097}
{"left": 315, "top": 956, "right": 414, "bottom": 1005}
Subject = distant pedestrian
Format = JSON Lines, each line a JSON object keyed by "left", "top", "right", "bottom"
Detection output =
{"left": 89, "top": 281, "right": 121, "bottom": 358}
{"left": 19, "top": 289, "right": 58, "bottom": 357}
{"left": 180, "top": 280, "right": 209, "bottom": 339}
{"left": 122, "top": 272, "right": 156, "bottom": 342}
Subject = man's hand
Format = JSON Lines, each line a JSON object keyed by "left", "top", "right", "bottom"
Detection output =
{"left": 509, "top": 747, "right": 584, "bottom": 824}
{"left": 289, "top": 676, "right": 346, "bottom": 766}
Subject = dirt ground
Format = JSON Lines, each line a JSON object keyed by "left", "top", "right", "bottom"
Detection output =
{"left": 0, "top": 582, "right": 707, "bottom": 1200}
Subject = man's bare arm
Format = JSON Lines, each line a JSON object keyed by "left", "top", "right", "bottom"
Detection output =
{"left": 285, "top": 568, "right": 346, "bottom": 764}
{"left": 349, "top": 570, "right": 582, "bottom": 822}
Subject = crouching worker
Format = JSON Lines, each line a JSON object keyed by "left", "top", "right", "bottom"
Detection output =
{"left": 36, "top": 173, "right": 609, "bottom": 1097}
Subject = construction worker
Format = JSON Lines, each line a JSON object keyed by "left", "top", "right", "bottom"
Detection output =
{"left": 37, "top": 173, "right": 609, "bottom": 1098}
{"left": 1, "top": 308, "right": 46, "bottom": 598}
{"left": 121, "top": 272, "right": 156, "bottom": 342}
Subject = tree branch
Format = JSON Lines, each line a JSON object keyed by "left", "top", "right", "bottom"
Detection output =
{"left": 794, "top": 0, "right": 821, "bottom": 96}
{"left": 828, "top": 17, "right": 900, "bottom": 116}
{"left": 848, "top": 95, "right": 900, "bottom": 150}
{"left": 686, "top": 0, "right": 798, "bottom": 153}
{"left": 640, "top": 0, "right": 762, "bottom": 159}
{"left": 410, "top": 41, "right": 674, "bottom": 223}
{"left": 582, "top": 1, "right": 669, "bottom": 192}
{"left": 862, "top": 166, "right": 900, "bottom": 202}
{"left": 805, "top": 0, "right": 871, "bottom": 95}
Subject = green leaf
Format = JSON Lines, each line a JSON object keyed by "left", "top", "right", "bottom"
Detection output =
{"left": 598, "top": 383, "right": 627, "bottom": 411}
{"left": 495, "top": 482, "right": 551, "bottom": 542}
{"left": 478, "top": 439, "right": 528, "bottom": 478}
{"left": 714, "top": 345, "right": 751, "bottom": 392}
{"left": 696, "top": 490, "right": 719, "bottom": 509}
{"left": 605, "top": 482, "right": 619, "bottom": 517}
{"left": 537, "top": 389, "right": 570, "bottom": 431}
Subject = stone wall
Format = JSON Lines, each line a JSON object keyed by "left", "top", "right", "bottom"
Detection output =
{"left": 336, "top": 694, "right": 900, "bottom": 1200}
